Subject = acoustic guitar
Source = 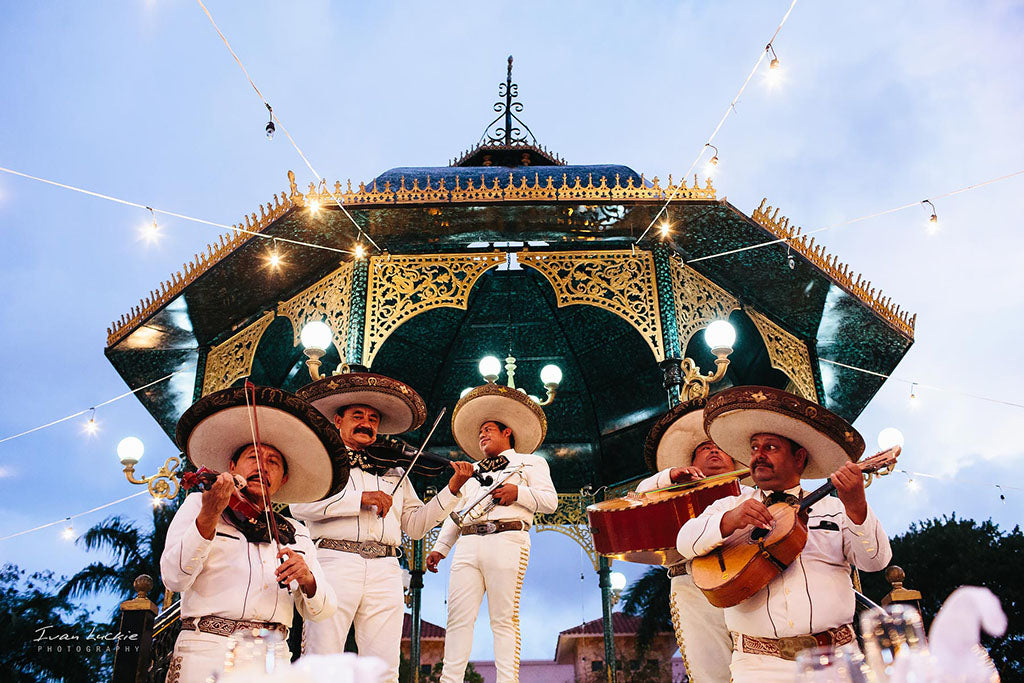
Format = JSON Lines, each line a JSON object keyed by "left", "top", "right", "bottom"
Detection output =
{"left": 587, "top": 469, "right": 749, "bottom": 566}
{"left": 690, "top": 446, "right": 900, "bottom": 608}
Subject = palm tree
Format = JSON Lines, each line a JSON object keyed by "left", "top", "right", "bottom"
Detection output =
{"left": 620, "top": 567, "right": 672, "bottom": 653}
{"left": 59, "top": 502, "right": 175, "bottom": 616}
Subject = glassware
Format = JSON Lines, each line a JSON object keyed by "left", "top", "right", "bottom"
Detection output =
{"left": 796, "top": 646, "right": 870, "bottom": 682}
{"left": 222, "top": 628, "right": 290, "bottom": 674}
{"left": 859, "top": 604, "right": 932, "bottom": 681}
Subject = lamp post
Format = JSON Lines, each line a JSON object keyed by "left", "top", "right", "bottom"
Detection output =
{"left": 117, "top": 436, "right": 181, "bottom": 501}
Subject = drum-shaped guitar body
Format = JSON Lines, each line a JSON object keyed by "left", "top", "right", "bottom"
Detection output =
{"left": 587, "top": 478, "right": 742, "bottom": 566}
{"left": 690, "top": 503, "right": 808, "bottom": 608}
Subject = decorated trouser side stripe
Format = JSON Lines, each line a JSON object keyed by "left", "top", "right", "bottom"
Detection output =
{"left": 511, "top": 544, "right": 530, "bottom": 680}
{"left": 669, "top": 573, "right": 734, "bottom": 683}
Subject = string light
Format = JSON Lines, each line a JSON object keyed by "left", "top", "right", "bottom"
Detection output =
{"left": 140, "top": 206, "right": 160, "bottom": 244}
{"left": 906, "top": 477, "right": 920, "bottom": 493}
{"left": 267, "top": 238, "right": 282, "bottom": 270}
{"left": 60, "top": 517, "right": 74, "bottom": 541}
{"left": 922, "top": 199, "right": 939, "bottom": 235}
{"left": 767, "top": 43, "right": 781, "bottom": 70}
{"left": 151, "top": 497, "right": 164, "bottom": 508}
{"left": 0, "top": 491, "right": 149, "bottom": 543}
{"left": 82, "top": 407, "right": 98, "bottom": 436}
{"left": 265, "top": 103, "right": 275, "bottom": 140}
{"left": 308, "top": 199, "right": 321, "bottom": 215}
{"left": 786, "top": 245, "right": 795, "bottom": 270}
{"left": 703, "top": 144, "right": 720, "bottom": 177}
{"left": 659, "top": 220, "right": 671, "bottom": 237}
{"left": 764, "top": 43, "right": 783, "bottom": 89}
{"left": 354, "top": 243, "right": 366, "bottom": 260}
{"left": 909, "top": 382, "right": 919, "bottom": 409}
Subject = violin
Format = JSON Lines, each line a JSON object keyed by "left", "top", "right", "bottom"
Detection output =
{"left": 181, "top": 466, "right": 267, "bottom": 521}
{"left": 364, "top": 436, "right": 493, "bottom": 486}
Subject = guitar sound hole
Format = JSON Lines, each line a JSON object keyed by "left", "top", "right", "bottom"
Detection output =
{"left": 750, "top": 527, "right": 768, "bottom": 541}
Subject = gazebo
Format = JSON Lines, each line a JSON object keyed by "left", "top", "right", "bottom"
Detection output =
{"left": 104, "top": 58, "right": 913, "bottom": 680}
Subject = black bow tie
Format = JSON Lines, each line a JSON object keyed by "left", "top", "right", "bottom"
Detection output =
{"left": 764, "top": 491, "right": 800, "bottom": 506}
{"left": 224, "top": 506, "right": 296, "bottom": 546}
{"left": 346, "top": 448, "right": 392, "bottom": 476}
{"left": 477, "top": 455, "right": 510, "bottom": 473}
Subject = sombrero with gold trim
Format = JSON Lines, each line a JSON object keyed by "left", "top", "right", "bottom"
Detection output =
{"left": 175, "top": 385, "right": 350, "bottom": 504}
{"left": 451, "top": 383, "right": 547, "bottom": 461}
{"left": 298, "top": 372, "right": 427, "bottom": 435}
{"left": 644, "top": 396, "right": 751, "bottom": 484}
{"left": 704, "top": 385, "right": 864, "bottom": 479}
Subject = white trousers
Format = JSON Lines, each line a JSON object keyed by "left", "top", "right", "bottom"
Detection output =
{"left": 439, "top": 531, "right": 530, "bottom": 683}
{"left": 669, "top": 573, "right": 732, "bottom": 683}
{"left": 302, "top": 551, "right": 405, "bottom": 683}
{"left": 166, "top": 630, "right": 292, "bottom": 683}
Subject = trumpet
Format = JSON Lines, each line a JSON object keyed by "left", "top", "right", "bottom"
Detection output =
{"left": 449, "top": 463, "right": 527, "bottom": 526}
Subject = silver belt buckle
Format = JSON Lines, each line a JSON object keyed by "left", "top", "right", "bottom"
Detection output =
{"left": 358, "top": 540, "right": 385, "bottom": 558}
{"left": 480, "top": 522, "right": 497, "bottom": 535}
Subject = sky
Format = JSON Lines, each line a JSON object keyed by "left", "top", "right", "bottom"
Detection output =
{"left": 1, "top": 0, "right": 1022, "bottom": 662}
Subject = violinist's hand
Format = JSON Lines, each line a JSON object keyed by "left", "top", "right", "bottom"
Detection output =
{"left": 832, "top": 462, "right": 868, "bottom": 525}
{"left": 426, "top": 551, "right": 445, "bottom": 573}
{"left": 669, "top": 466, "right": 705, "bottom": 483}
{"left": 196, "top": 473, "right": 236, "bottom": 539}
{"left": 361, "top": 491, "right": 393, "bottom": 518}
{"left": 276, "top": 548, "right": 316, "bottom": 596}
{"left": 491, "top": 484, "right": 518, "bottom": 506}
{"left": 448, "top": 462, "right": 476, "bottom": 494}
{"left": 720, "top": 499, "right": 774, "bottom": 537}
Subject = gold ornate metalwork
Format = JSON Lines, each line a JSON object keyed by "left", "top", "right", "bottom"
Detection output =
{"left": 746, "top": 307, "right": 818, "bottom": 402}
{"left": 519, "top": 249, "right": 665, "bottom": 361}
{"left": 670, "top": 259, "right": 741, "bottom": 350}
{"left": 276, "top": 262, "right": 354, "bottom": 348}
{"left": 751, "top": 199, "right": 915, "bottom": 339}
{"left": 362, "top": 252, "right": 506, "bottom": 366}
{"left": 122, "top": 456, "right": 182, "bottom": 500}
{"left": 201, "top": 312, "right": 276, "bottom": 396}
{"left": 401, "top": 526, "right": 442, "bottom": 571}
{"left": 534, "top": 493, "right": 601, "bottom": 572}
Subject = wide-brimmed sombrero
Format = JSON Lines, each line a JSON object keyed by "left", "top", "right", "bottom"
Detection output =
{"left": 297, "top": 372, "right": 426, "bottom": 435}
{"left": 175, "top": 385, "right": 350, "bottom": 504}
{"left": 644, "top": 397, "right": 752, "bottom": 484}
{"left": 451, "top": 383, "right": 547, "bottom": 461}
{"left": 704, "top": 385, "right": 864, "bottom": 479}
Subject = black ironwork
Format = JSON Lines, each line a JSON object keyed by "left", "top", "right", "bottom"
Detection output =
{"left": 145, "top": 601, "right": 181, "bottom": 683}
{"left": 480, "top": 56, "right": 537, "bottom": 148}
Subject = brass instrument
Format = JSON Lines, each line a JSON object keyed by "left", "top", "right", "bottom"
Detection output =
{"left": 449, "top": 463, "right": 527, "bottom": 526}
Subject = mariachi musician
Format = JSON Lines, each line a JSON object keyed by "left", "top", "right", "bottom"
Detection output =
{"left": 427, "top": 384, "right": 558, "bottom": 683}
{"left": 160, "top": 385, "right": 348, "bottom": 683}
{"left": 634, "top": 396, "right": 752, "bottom": 683}
{"left": 288, "top": 370, "right": 474, "bottom": 683}
{"left": 677, "top": 386, "right": 892, "bottom": 683}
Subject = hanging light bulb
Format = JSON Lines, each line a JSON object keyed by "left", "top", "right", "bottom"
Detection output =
{"left": 354, "top": 243, "right": 366, "bottom": 260}
{"left": 308, "top": 200, "right": 321, "bottom": 215}
{"left": 659, "top": 220, "right": 671, "bottom": 237}
{"left": 61, "top": 517, "right": 74, "bottom": 541}
{"left": 786, "top": 245, "right": 796, "bottom": 270}
{"left": 267, "top": 239, "right": 283, "bottom": 269}
{"left": 141, "top": 207, "right": 160, "bottom": 244}
{"left": 906, "top": 477, "right": 920, "bottom": 493}
{"left": 703, "top": 144, "right": 719, "bottom": 177}
{"left": 82, "top": 407, "right": 99, "bottom": 436}
{"left": 265, "top": 103, "right": 275, "bottom": 140}
{"left": 151, "top": 497, "right": 164, "bottom": 508}
{"left": 922, "top": 200, "right": 939, "bottom": 235}
{"left": 908, "top": 382, "right": 919, "bottom": 409}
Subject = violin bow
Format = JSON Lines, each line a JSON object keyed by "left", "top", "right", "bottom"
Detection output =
{"left": 389, "top": 407, "right": 447, "bottom": 496}
{"left": 243, "top": 380, "right": 289, "bottom": 590}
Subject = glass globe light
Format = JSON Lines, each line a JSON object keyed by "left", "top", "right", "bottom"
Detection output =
{"left": 610, "top": 571, "right": 627, "bottom": 592}
{"left": 300, "top": 321, "right": 333, "bottom": 351}
{"left": 478, "top": 356, "right": 501, "bottom": 381}
{"left": 704, "top": 320, "right": 737, "bottom": 351}
{"left": 460, "top": 387, "right": 473, "bottom": 399}
{"left": 540, "top": 364, "right": 563, "bottom": 386}
{"left": 117, "top": 436, "right": 145, "bottom": 465}
{"left": 877, "top": 427, "right": 905, "bottom": 451}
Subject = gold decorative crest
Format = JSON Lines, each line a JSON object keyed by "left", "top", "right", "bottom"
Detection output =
{"left": 746, "top": 307, "right": 818, "bottom": 402}
{"left": 276, "top": 262, "right": 354, "bottom": 348}
{"left": 519, "top": 250, "right": 665, "bottom": 361}
{"left": 670, "top": 259, "right": 741, "bottom": 350}
{"left": 534, "top": 492, "right": 601, "bottom": 571}
{"left": 201, "top": 311, "right": 276, "bottom": 396}
{"left": 362, "top": 252, "right": 506, "bottom": 366}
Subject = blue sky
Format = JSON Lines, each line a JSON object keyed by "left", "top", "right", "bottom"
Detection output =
{"left": 1, "top": 0, "right": 1022, "bottom": 661}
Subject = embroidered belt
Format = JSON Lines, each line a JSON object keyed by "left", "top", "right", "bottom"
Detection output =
{"left": 667, "top": 563, "right": 688, "bottom": 578}
{"left": 732, "top": 623, "right": 856, "bottom": 661}
{"left": 180, "top": 615, "right": 287, "bottom": 638}
{"left": 460, "top": 520, "right": 530, "bottom": 536}
{"left": 315, "top": 538, "right": 401, "bottom": 558}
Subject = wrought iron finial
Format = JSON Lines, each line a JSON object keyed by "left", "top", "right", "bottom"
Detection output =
{"left": 479, "top": 55, "right": 537, "bottom": 148}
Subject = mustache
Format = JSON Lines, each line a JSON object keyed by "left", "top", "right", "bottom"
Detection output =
{"left": 750, "top": 458, "right": 773, "bottom": 469}
{"left": 353, "top": 426, "right": 375, "bottom": 436}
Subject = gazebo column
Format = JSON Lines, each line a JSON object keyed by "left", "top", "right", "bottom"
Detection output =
{"left": 409, "top": 537, "right": 425, "bottom": 682}
{"left": 597, "top": 555, "right": 617, "bottom": 681}
{"left": 653, "top": 245, "right": 682, "bottom": 408}
{"left": 347, "top": 258, "right": 369, "bottom": 365}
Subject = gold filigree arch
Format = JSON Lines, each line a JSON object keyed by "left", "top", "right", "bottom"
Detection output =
{"left": 670, "top": 259, "right": 741, "bottom": 350}
{"left": 518, "top": 250, "right": 664, "bottom": 361}
{"left": 362, "top": 252, "right": 506, "bottom": 366}
{"left": 277, "top": 262, "right": 354, "bottom": 348}
{"left": 201, "top": 311, "right": 276, "bottom": 396}
{"left": 746, "top": 308, "right": 818, "bottom": 402}
{"left": 534, "top": 493, "right": 601, "bottom": 572}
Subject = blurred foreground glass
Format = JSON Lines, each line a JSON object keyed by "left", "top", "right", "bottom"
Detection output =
{"left": 796, "top": 646, "right": 870, "bottom": 683}
{"left": 222, "top": 628, "right": 290, "bottom": 675}
{"left": 860, "top": 604, "right": 932, "bottom": 681}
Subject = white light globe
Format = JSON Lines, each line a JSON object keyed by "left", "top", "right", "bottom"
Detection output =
{"left": 459, "top": 387, "right": 473, "bottom": 399}
{"left": 300, "top": 321, "right": 333, "bottom": 351}
{"left": 540, "top": 364, "right": 563, "bottom": 386}
{"left": 704, "top": 320, "right": 736, "bottom": 350}
{"left": 528, "top": 395, "right": 542, "bottom": 404}
{"left": 610, "top": 571, "right": 627, "bottom": 592}
{"left": 877, "top": 427, "right": 905, "bottom": 451}
{"left": 479, "top": 356, "right": 501, "bottom": 379}
{"left": 117, "top": 436, "right": 145, "bottom": 465}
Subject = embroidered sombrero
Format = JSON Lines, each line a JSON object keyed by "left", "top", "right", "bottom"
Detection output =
{"left": 451, "top": 383, "right": 547, "bottom": 461}
{"left": 644, "top": 396, "right": 751, "bottom": 484}
{"left": 297, "top": 371, "right": 426, "bottom": 435}
{"left": 175, "top": 385, "right": 349, "bottom": 504}
{"left": 704, "top": 385, "right": 864, "bottom": 479}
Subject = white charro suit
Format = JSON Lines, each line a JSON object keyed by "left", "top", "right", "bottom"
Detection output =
{"left": 289, "top": 460, "right": 462, "bottom": 683}
{"left": 635, "top": 469, "right": 750, "bottom": 683}
{"left": 433, "top": 449, "right": 557, "bottom": 683}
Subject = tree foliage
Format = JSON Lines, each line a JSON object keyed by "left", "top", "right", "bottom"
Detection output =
{"left": 620, "top": 566, "right": 672, "bottom": 652}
